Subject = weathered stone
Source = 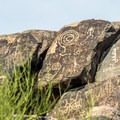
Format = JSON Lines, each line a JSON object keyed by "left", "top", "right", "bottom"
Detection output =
{"left": 13, "top": 114, "right": 48, "bottom": 120}
{"left": 0, "top": 30, "right": 57, "bottom": 76}
{"left": 91, "top": 116, "right": 111, "bottom": 120}
{"left": 91, "top": 106, "right": 120, "bottom": 120}
{"left": 47, "top": 77, "right": 120, "bottom": 120}
{"left": 91, "top": 106, "right": 114, "bottom": 117}
{"left": 1, "top": 19, "right": 120, "bottom": 120}
{"left": 96, "top": 38, "right": 120, "bottom": 81}
{"left": 38, "top": 19, "right": 120, "bottom": 90}
{"left": 47, "top": 22, "right": 120, "bottom": 119}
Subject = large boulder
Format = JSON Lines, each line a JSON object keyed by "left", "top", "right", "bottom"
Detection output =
{"left": 0, "top": 30, "right": 57, "bottom": 82}
{"left": 96, "top": 30, "right": 120, "bottom": 82}
{"left": 38, "top": 19, "right": 120, "bottom": 91}
{"left": 1, "top": 20, "right": 120, "bottom": 119}
{"left": 91, "top": 105, "right": 120, "bottom": 120}
{"left": 46, "top": 22, "right": 120, "bottom": 120}
{"left": 47, "top": 77, "right": 120, "bottom": 120}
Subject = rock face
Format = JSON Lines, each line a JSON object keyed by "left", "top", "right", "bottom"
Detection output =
{"left": 91, "top": 105, "right": 120, "bottom": 120}
{"left": 46, "top": 22, "right": 120, "bottom": 120}
{"left": 0, "top": 30, "right": 57, "bottom": 77}
{"left": 47, "top": 77, "right": 120, "bottom": 120}
{"left": 0, "top": 19, "right": 120, "bottom": 120}
{"left": 38, "top": 19, "right": 120, "bottom": 90}
{"left": 96, "top": 38, "right": 120, "bottom": 81}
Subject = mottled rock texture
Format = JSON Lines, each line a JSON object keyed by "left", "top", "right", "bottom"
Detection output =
{"left": 38, "top": 19, "right": 120, "bottom": 91}
{"left": 0, "top": 30, "right": 57, "bottom": 77}
{"left": 91, "top": 106, "right": 120, "bottom": 120}
{"left": 0, "top": 19, "right": 120, "bottom": 120}
{"left": 47, "top": 22, "right": 120, "bottom": 120}
{"left": 96, "top": 38, "right": 120, "bottom": 81}
{"left": 47, "top": 77, "right": 120, "bottom": 120}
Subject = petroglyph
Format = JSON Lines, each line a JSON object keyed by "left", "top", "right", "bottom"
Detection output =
{"left": 58, "top": 30, "right": 79, "bottom": 56}
{"left": 0, "top": 30, "right": 57, "bottom": 75}
{"left": 38, "top": 19, "right": 116, "bottom": 89}
{"left": 47, "top": 78, "right": 120, "bottom": 119}
{"left": 59, "top": 30, "right": 79, "bottom": 46}
{"left": 51, "top": 62, "right": 62, "bottom": 71}
{"left": 111, "top": 47, "right": 119, "bottom": 63}
{"left": 96, "top": 39, "right": 120, "bottom": 81}
{"left": 86, "top": 27, "right": 95, "bottom": 38}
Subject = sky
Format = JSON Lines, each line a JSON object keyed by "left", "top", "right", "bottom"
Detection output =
{"left": 0, "top": 0, "right": 120, "bottom": 35}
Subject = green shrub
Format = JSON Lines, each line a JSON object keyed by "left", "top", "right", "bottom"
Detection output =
{"left": 0, "top": 60, "right": 57, "bottom": 120}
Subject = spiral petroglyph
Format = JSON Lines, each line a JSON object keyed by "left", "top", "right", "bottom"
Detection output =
{"left": 58, "top": 30, "right": 79, "bottom": 56}
{"left": 38, "top": 19, "right": 113, "bottom": 91}
{"left": 59, "top": 30, "right": 79, "bottom": 46}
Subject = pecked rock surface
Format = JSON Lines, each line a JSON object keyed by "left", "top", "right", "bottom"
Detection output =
{"left": 96, "top": 26, "right": 120, "bottom": 82}
{"left": 96, "top": 46, "right": 120, "bottom": 81}
{"left": 0, "top": 20, "right": 120, "bottom": 120}
{"left": 38, "top": 19, "right": 120, "bottom": 91}
{"left": 47, "top": 22, "right": 120, "bottom": 120}
{"left": 0, "top": 30, "right": 57, "bottom": 79}
{"left": 47, "top": 76, "right": 120, "bottom": 120}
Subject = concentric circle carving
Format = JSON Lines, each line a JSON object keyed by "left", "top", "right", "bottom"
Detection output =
{"left": 59, "top": 30, "right": 79, "bottom": 46}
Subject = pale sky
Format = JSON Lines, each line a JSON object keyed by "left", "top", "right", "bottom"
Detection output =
{"left": 0, "top": 0, "right": 120, "bottom": 35}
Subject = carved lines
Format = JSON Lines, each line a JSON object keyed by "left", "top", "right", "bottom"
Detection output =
{"left": 58, "top": 30, "right": 79, "bottom": 56}
{"left": 111, "top": 47, "right": 119, "bottom": 63}
{"left": 86, "top": 27, "right": 95, "bottom": 39}
{"left": 51, "top": 62, "right": 62, "bottom": 71}
{"left": 59, "top": 30, "right": 79, "bottom": 46}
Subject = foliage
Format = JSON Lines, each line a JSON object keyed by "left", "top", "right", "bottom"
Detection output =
{"left": 0, "top": 61, "right": 57, "bottom": 120}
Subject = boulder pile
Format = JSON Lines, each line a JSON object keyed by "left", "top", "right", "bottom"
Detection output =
{"left": 0, "top": 19, "right": 120, "bottom": 120}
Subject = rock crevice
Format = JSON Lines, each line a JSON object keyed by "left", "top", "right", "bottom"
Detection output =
{"left": 0, "top": 20, "right": 120, "bottom": 120}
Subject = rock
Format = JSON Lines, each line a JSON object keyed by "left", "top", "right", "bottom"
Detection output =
{"left": 38, "top": 19, "right": 120, "bottom": 91}
{"left": 46, "top": 22, "right": 120, "bottom": 120}
{"left": 96, "top": 36, "right": 120, "bottom": 82}
{"left": 0, "top": 30, "right": 57, "bottom": 77}
{"left": 91, "top": 106, "right": 115, "bottom": 119}
{"left": 91, "top": 106, "right": 120, "bottom": 120}
{"left": 47, "top": 77, "right": 120, "bottom": 120}
{"left": 13, "top": 114, "right": 48, "bottom": 120}
{"left": 1, "top": 19, "right": 120, "bottom": 119}
{"left": 91, "top": 116, "right": 111, "bottom": 120}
